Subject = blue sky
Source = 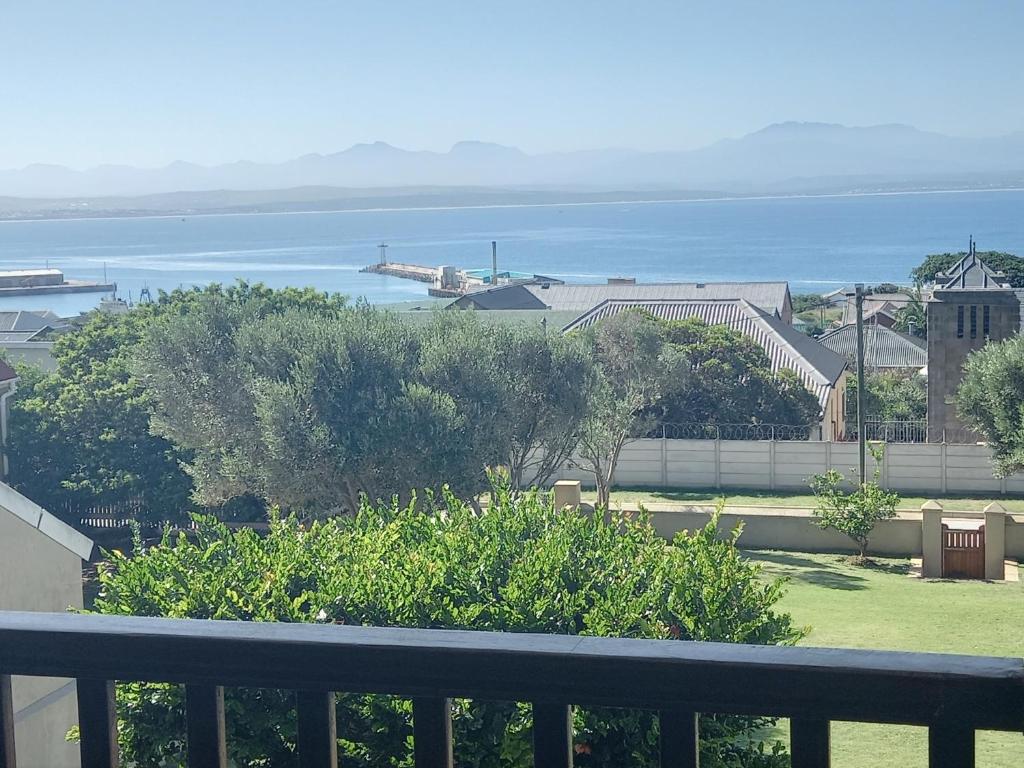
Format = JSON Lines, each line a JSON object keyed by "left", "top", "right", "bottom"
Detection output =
{"left": 2, "top": 1, "right": 1022, "bottom": 168}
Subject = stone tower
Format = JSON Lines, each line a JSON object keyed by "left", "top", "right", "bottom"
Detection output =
{"left": 926, "top": 247, "right": 1020, "bottom": 441}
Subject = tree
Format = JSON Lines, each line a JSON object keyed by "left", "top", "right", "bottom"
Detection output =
{"left": 810, "top": 449, "right": 900, "bottom": 560}
{"left": 892, "top": 286, "right": 927, "bottom": 338}
{"left": 844, "top": 372, "right": 926, "bottom": 423}
{"left": 956, "top": 334, "right": 1024, "bottom": 476}
{"left": 418, "top": 313, "right": 595, "bottom": 490}
{"left": 93, "top": 488, "right": 797, "bottom": 768}
{"left": 573, "top": 311, "right": 685, "bottom": 507}
{"left": 658, "top": 318, "right": 821, "bottom": 428}
{"left": 8, "top": 282, "right": 349, "bottom": 525}
{"left": 911, "top": 251, "right": 1024, "bottom": 287}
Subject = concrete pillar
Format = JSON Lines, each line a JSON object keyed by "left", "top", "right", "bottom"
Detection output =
{"left": 984, "top": 502, "right": 1007, "bottom": 581}
{"left": 921, "top": 500, "right": 944, "bottom": 578}
{"left": 552, "top": 480, "right": 581, "bottom": 510}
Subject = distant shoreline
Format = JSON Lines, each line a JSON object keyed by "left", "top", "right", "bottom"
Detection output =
{"left": 1, "top": 185, "right": 1023, "bottom": 224}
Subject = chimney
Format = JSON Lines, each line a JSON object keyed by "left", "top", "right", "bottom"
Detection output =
{"left": 491, "top": 241, "right": 498, "bottom": 285}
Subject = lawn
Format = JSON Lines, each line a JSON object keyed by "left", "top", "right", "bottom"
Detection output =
{"left": 746, "top": 550, "right": 1024, "bottom": 768}
{"left": 589, "top": 486, "right": 1024, "bottom": 512}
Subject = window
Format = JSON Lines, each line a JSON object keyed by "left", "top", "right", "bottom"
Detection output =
{"left": 970, "top": 305, "right": 977, "bottom": 339}
{"left": 984, "top": 305, "right": 991, "bottom": 338}
{"left": 957, "top": 305, "right": 964, "bottom": 338}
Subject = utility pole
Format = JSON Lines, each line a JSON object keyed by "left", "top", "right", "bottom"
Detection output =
{"left": 855, "top": 283, "right": 867, "bottom": 486}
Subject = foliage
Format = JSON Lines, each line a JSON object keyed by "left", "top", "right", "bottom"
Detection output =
{"left": 868, "top": 283, "right": 902, "bottom": 294}
{"left": 658, "top": 318, "right": 821, "bottom": 428}
{"left": 956, "top": 334, "right": 1024, "bottom": 476}
{"left": 93, "top": 488, "right": 798, "bottom": 767}
{"left": 910, "top": 250, "right": 1024, "bottom": 287}
{"left": 810, "top": 450, "right": 900, "bottom": 559}
{"left": 791, "top": 293, "right": 829, "bottom": 314}
{"left": 844, "top": 372, "right": 927, "bottom": 423}
{"left": 418, "top": 312, "right": 595, "bottom": 489}
{"left": 572, "top": 311, "right": 685, "bottom": 507}
{"left": 7, "top": 282, "right": 348, "bottom": 525}
{"left": 892, "top": 286, "right": 927, "bottom": 338}
{"left": 137, "top": 302, "right": 595, "bottom": 514}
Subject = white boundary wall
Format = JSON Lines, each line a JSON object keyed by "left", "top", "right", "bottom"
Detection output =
{"left": 552, "top": 439, "right": 1024, "bottom": 496}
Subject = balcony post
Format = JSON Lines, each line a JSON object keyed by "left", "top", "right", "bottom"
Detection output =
{"left": 185, "top": 684, "right": 227, "bottom": 768}
{"left": 929, "top": 721, "right": 975, "bottom": 768}
{"left": 412, "top": 697, "right": 453, "bottom": 768}
{"left": 0, "top": 675, "right": 14, "bottom": 768}
{"left": 77, "top": 678, "right": 118, "bottom": 768}
{"left": 532, "top": 702, "right": 572, "bottom": 768}
{"left": 296, "top": 691, "right": 338, "bottom": 768}
{"left": 791, "top": 717, "right": 830, "bottom": 768}
{"left": 659, "top": 708, "right": 698, "bottom": 767}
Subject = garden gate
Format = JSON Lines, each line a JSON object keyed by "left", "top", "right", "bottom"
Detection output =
{"left": 941, "top": 523, "right": 986, "bottom": 579}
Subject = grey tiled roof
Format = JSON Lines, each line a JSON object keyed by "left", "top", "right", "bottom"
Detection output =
{"left": 562, "top": 298, "right": 845, "bottom": 412}
{"left": 817, "top": 324, "right": 926, "bottom": 370}
{"left": 452, "top": 282, "right": 792, "bottom": 317}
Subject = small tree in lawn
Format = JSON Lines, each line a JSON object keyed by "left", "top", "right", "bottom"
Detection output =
{"left": 809, "top": 446, "right": 900, "bottom": 561}
{"left": 572, "top": 310, "right": 684, "bottom": 508}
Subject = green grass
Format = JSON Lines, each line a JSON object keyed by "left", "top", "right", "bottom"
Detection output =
{"left": 746, "top": 550, "right": 1024, "bottom": 768}
{"left": 586, "top": 486, "right": 1024, "bottom": 512}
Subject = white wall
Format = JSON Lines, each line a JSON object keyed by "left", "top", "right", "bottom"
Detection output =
{"left": 554, "top": 438, "right": 1024, "bottom": 496}
{"left": 0, "top": 490, "right": 87, "bottom": 768}
{"left": 0, "top": 342, "right": 56, "bottom": 372}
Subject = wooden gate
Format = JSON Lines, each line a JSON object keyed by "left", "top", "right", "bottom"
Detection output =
{"left": 941, "top": 523, "right": 985, "bottom": 579}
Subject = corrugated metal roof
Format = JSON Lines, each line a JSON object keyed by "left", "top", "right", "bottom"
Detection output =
{"left": 0, "top": 311, "right": 54, "bottom": 333}
{"left": 562, "top": 299, "right": 845, "bottom": 412}
{"left": 818, "top": 324, "right": 926, "bottom": 370}
{"left": 451, "top": 282, "right": 791, "bottom": 317}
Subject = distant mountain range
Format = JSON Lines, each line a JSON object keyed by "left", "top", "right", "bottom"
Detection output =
{"left": 3, "top": 122, "right": 1024, "bottom": 217}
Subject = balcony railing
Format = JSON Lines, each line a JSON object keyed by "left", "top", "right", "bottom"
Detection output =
{"left": 1, "top": 611, "right": 1021, "bottom": 768}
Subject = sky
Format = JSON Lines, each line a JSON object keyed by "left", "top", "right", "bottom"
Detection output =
{"left": 2, "top": 0, "right": 1023, "bottom": 169}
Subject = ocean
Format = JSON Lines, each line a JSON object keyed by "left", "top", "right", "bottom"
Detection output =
{"left": 1, "top": 189, "right": 1023, "bottom": 316}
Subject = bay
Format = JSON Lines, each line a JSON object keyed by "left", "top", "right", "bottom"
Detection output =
{"left": 1, "top": 189, "right": 1023, "bottom": 315}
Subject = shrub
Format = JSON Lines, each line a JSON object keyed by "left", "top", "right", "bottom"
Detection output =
{"left": 810, "top": 450, "right": 900, "bottom": 560}
{"left": 93, "top": 487, "right": 798, "bottom": 767}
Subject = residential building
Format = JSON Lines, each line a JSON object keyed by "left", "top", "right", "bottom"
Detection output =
{"left": 450, "top": 280, "right": 794, "bottom": 323}
{"left": 818, "top": 324, "right": 926, "bottom": 373}
{"left": 562, "top": 298, "right": 847, "bottom": 439}
{"left": 0, "top": 482, "right": 93, "bottom": 768}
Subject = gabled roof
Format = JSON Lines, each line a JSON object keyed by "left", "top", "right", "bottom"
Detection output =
{"left": 451, "top": 282, "right": 792, "bottom": 318}
{"left": 0, "top": 482, "right": 93, "bottom": 560}
{"left": 840, "top": 293, "right": 913, "bottom": 326}
{"left": 562, "top": 298, "right": 846, "bottom": 411}
{"left": 451, "top": 284, "right": 550, "bottom": 310}
{"left": 0, "top": 311, "right": 55, "bottom": 333}
{"left": 936, "top": 252, "right": 1010, "bottom": 289}
{"left": 818, "top": 324, "right": 927, "bottom": 370}
{"left": 0, "top": 359, "right": 17, "bottom": 382}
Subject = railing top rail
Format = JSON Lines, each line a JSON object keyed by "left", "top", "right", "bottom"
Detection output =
{"left": 2, "top": 612, "right": 1022, "bottom": 731}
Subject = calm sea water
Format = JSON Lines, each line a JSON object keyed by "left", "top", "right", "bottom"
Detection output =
{"left": 1, "top": 190, "right": 1023, "bottom": 315}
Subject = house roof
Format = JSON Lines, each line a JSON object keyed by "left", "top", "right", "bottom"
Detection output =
{"left": 451, "top": 282, "right": 792, "bottom": 317}
{"left": 0, "top": 311, "right": 55, "bottom": 333}
{"left": 818, "top": 324, "right": 927, "bottom": 370}
{"left": 0, "top": 359, "right": 17, "bottom": 382}
{"left": 840, "top": 294, "right": 913, "bottom": 326}
{"left": 937, "top": 252, "right": 1010, "bottom": 289}
{"left": 0, "top": 482, "right": 93, "bottom": 560}
{"left": 562, "top": 298, "right": 846, "bottom": 411}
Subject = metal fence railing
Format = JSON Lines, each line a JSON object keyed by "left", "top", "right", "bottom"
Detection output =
{"left": 657, "top": 423, "right": 820, "bottom": 441}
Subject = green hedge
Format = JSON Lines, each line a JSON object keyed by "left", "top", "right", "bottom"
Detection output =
{"left": 93, "top": 486, "right": 798, "bottom": 767}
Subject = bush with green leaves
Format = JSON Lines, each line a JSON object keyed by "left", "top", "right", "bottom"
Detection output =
{"left": 956, "top": 333, "right": 1024, "bottom": 476}
{"left": 94, "top": 486, "right": 798, "bottom": 767}
{"left": 810, "top": 452, "right": 900, "bottom": 559}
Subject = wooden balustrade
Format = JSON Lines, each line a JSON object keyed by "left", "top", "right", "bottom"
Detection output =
{"left": 0, "top": 611, "right": 1021, "bottom": 768}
